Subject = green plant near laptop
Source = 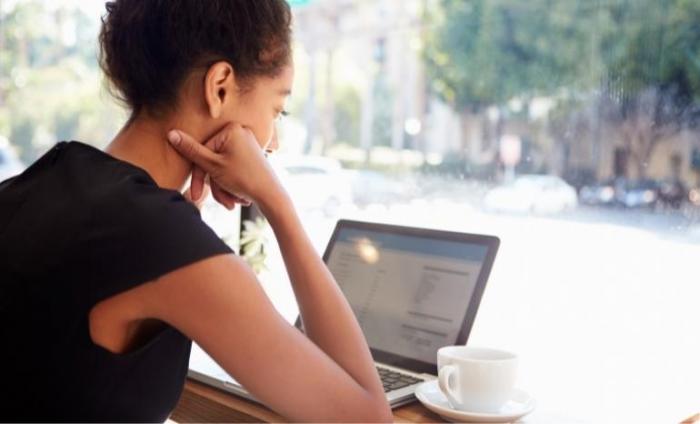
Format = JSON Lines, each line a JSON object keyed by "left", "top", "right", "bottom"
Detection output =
{"left": 240, "top": 217, "right": 269, "bottom": 275}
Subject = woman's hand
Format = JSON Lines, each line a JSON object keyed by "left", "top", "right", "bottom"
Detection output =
{"left": 183, "top": 183, "right": 211, "bottom": 210}
{"left": 167, "top": 123, "right": 284, "bottom": 210}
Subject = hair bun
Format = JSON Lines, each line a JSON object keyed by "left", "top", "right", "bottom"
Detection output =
{"left": 99, "top": 0, "right": 292, "bottom": 118}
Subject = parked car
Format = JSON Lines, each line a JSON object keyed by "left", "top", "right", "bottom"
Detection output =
{"left": 580, "top": 179, "right": 616, "bottom": 206}
{"left": 269, "top": 155, "right": 352, "bottom": 217}
{"left": 0, "top": 138, "right": 25, "bottom": 183}
{"left": 345, "top": 169, "right": 420, "bottom": 207}
{"left": 615, "top": 179, "right": 659, "bottom": 209}
{"left": 656, "top": 179, "right": 687, "bottom": 209}
{"left": 483, "top": 174, "right": 578, "bottom": 214}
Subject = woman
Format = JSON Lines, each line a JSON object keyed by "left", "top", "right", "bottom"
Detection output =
{"left": 0, "top": 0, "right": 392, "bottom": 422}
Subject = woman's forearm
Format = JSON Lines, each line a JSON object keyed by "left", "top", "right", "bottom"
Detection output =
{"left": 258, "top": 190, "right": 384, "bottom": 397}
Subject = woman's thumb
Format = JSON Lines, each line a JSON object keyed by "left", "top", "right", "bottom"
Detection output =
{"left": 167, "top": 130, "right": 218, "bottom": 171}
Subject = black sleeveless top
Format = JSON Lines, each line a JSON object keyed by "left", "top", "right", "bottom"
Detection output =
{"left": 0, "top": 141, "right": 233, "bottom": 422}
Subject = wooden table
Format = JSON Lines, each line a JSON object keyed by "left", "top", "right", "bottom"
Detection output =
{"left": 171, "top": 378, "right": 446, "bottom": 423}
{"left": 171, "top": 379, "right": 700, "bottom": 423}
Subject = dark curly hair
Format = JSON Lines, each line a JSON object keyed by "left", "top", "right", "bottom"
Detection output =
{"left": 99, "top": 0, "right": 292, "bottom": 119}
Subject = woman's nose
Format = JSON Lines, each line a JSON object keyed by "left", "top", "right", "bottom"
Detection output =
{"left": 266, "top": 127, "right": 279, "bottom": 153}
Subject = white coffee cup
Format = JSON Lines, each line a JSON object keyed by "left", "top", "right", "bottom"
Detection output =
{"left": 437, "top": 346, "right": 518, "bottom": 413}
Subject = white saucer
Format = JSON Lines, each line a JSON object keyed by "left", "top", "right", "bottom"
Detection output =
{"left": 414, "top": 380, "right": 536, "bottom": 423}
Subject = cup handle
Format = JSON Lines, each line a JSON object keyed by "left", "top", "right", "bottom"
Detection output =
{"left": 438, "top": 364, "right": 462, "bottom": 408}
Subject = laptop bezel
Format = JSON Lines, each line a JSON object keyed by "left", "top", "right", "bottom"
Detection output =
{"left": 294, "top": 219, "right": 500, "bottom": 376}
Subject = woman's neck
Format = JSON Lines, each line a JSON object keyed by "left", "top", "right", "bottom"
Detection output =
{"left": 105, "top": 114, "right": 195, "bottom": 192}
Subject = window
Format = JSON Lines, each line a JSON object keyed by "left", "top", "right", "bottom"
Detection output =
{"left": 1, "top": 1, "right": 697, "bottom": 422}
{"left": 262, "top": 1, "right": 700, "bottom": 422}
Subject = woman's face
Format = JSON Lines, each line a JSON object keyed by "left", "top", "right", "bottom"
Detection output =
{"left": 222, "top": 64, "right": 294, "bottom": 154}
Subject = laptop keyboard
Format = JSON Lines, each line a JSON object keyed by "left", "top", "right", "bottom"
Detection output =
{"left": 377, "top": 366, "right": 423, "bottom": 392}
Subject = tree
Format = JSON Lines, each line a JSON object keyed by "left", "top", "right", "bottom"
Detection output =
{"left": 423, "top": 0, "right": 596, "bottom": 163}
{"left": 604, "top": 0, "right": 700, "bottom": 178}
{"left": 0, "top": 1, "right": 124, "bottom": 162}
{"left": 423, "top": 0, "right": 700, "bottom": 180}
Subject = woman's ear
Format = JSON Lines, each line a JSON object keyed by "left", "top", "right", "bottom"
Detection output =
{"left": 204, "top": 61, "right": 236, "bottom": 119}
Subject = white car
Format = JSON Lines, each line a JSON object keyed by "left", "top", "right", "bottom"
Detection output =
{"left": 0, "top": 138, "right": 25, "bottom": 183}
{"left": 483, "top": 174, "right": 578, "bottom": 214}
{"left": 269, "top": 155, "right": 352, "bottom": 217}
{"left": 344, "top": 169, "right": 419, "bottom": 207}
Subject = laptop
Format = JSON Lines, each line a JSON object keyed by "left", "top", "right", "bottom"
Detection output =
{"left": 188, "top": 219, "right": 500, "bottom": 409}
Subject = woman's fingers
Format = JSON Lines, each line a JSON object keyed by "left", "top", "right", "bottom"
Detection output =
{"left": 190, "top": 165, "right": 207, "bottom": 201}
{"left": 211, "top": 182, "right": 240, "bottom": 210}
{"left": 183, "top": 182, "right": 210, "bottom": 210}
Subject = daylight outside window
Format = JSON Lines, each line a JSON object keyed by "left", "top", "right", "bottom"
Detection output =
{"left": 1, "top": 0, "right": 698, "bottom": 422}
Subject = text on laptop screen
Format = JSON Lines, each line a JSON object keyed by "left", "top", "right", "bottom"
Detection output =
{"left": 327, "top": 227, "right": 488, "bottom": 365}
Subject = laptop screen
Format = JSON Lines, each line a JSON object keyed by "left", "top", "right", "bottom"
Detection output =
{"left": 325, "top": 225, "right": 490, "bottom": 369}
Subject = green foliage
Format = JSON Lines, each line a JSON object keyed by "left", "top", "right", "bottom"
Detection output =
{"left": 423, "top": 0, "right": 596, "bottom": 111}
{"left": 671, "top": 0, "right": 700, "bottom": 103}
{"left": 0, "top": 1, "right": 125, "bottom": 163}
{"left": 605, "top": 0, "right": 700, "bottom": 111}
{"left": 594, "top": 0, "right": 700, "bottom": 178}
{"left": 371, "top": 73, "right": 393, "bottom": 147}
{"left": 333, "top": 86, "right": 361, "bottom": 147}
{"left": 9, "top": 117, "right": 35, "bottom": 161}
{"left": 423, "top": 0, "right": 700, "bottom": 179}
{"left": 424, "top": 0, "right": 700, "bottom": 114}
{"left": 240, "top": 217, "right": 269, "bottom": 275}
